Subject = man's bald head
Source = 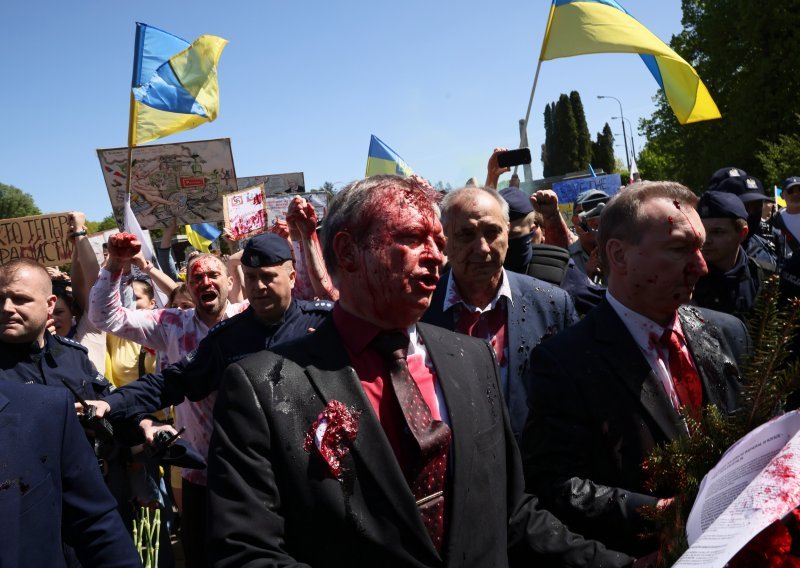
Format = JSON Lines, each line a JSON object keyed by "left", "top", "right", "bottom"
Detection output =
{"left": 0, "top": 259, "right": 57, "bottom": 346}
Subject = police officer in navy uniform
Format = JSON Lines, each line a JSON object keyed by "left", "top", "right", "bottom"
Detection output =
{"left": 693, "top": 191, "right": 764, "bottom": 319}
{"left": 90, "top": 232, "right": 333, "bottom": 428}
{"left": 0, "top": 258, "right": 140, "bottom": 563}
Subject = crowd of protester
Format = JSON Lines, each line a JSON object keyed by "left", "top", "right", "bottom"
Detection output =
{"left": 2, "top": 149, "right": 800, "bottom": 567}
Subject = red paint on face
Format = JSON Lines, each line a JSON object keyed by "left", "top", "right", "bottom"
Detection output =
{"left": 348, "top": 187, "right": 444, "bottom": 329}
{"left": 187, "top": 256, "right": 229, "bottom": 316}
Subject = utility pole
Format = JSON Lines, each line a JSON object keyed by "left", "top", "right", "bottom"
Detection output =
{"left": 598, "top": 95, "right": 630, "bottom": 172}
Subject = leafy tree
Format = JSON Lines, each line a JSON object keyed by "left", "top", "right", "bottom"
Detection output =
{"left": 639, "top": 0, "right": 800, "bottom": 192}
{"left": 570, "top": 91, "right": 593, "bottom": 170}
{"left": 319, "top": 181, "right": 335, "bottom": 193}
{"left": 756, "top": 114, "right": 800, "bottom": 187}
{"left": 551, "top": 94, "right": 581, "bottom": 175}
{"left": 543, "top": 103, "right": 555, "bottom": 177}
{"left": 86, "top": 214, "right": 119, "bottom": 234}
{"left": 0, "top": 182, "right": 40, "bottom": 219}
{"left": 591, "top": 123, "right": 616, "bottom": 175}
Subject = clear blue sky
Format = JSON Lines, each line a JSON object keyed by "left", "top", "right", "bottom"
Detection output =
{"left": 1, "top": 1, "right": 684, "bottom": 222}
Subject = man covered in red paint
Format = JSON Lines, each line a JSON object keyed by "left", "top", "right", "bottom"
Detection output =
{"left": 520, "top": 181, "right": 749, "bottom": 557}
{"left": 87, "top": 232, "right": 248, "bottom": 565}
{"left": 205, "top": 174, "right": 634, "bottom": 567}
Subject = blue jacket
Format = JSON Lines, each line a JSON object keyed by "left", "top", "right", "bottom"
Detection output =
{"left": 422, "top": 269, "right": 578, "bottom": 439}
{"left": 0, "top": 381, "right": 140, "bottom": 567}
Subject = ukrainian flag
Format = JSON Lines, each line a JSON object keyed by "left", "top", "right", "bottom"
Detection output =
{"left": 366, "top": 135, "right": 413, "bottom": 177}
{"left": 540, "top": 0, "right": 720, "bottom": 125}
{"left": 130, "top": 23, "right": 227, "bottom": 145}
{"left": 185, "top": 223, "right": 221, "bottom": 253}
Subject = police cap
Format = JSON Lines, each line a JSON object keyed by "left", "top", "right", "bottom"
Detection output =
{"left": 708, "top": 166, "right": 747, "bottom": 192}
{"left": 242, "top": 234, "right": 293, "bottom": 268}
{"left": 499, "top": 187, "right": 534, "bottom": 220}
{"left": 697, "top": 191, "right": 748, "bottom": 221}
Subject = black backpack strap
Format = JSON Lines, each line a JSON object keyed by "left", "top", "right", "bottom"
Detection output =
{"left": 525, "top": 244, "right": 572, "bottom": 286}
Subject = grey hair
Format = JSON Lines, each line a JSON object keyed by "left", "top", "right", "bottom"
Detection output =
{"left": 320, "top": 175, "right": 439, "bottom": 283}
{"left": 439, "top": 186, "right": 510, "bottom": 230}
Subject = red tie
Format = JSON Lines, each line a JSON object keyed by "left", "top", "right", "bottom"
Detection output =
{"left": 455, "top": 305, "right": 507, "bottom": 366}
{"left": 660, "top": 329, "right": 703, "bottom": 417}
{"left": 372, "top": 332, "right": 450, "bottom": 554}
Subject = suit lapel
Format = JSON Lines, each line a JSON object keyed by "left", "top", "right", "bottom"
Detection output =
{"left": 302, "top": 320, "right": 439, "bottom": 561}
{"left": 679, "top": 306, "right": 737, "bottom": 412}
{"left": 594, "top": 301, "right": 686, "bottom": 440}
{"left": 417, "top": 323, "right": 476, "bottom": 559}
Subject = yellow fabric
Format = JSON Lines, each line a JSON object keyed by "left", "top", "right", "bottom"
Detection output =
{"left": 106, "top": 335, "right": 157, "bottom": 389}
{"left": 540, "top": 1, "right": 720, "bottom": 124}
{"left": 366, "top": 157, "right": 401, "bottom": 177}
{"left": 132, "top": 35, "right": 227, "bottom": 145}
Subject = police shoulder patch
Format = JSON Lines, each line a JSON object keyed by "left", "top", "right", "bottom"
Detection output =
{"left": 306, "top": 300, "right": 334, "bottom": 312}
{"left": 53, "top": 335, "right": 89, "bottom": 353}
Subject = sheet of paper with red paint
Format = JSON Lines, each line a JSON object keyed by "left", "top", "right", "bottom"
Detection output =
{"left": 223, "top": 184, "right": 267, "bottom": 240}
{"left": 675, "top": 410, "right": 800, "bottom": 567}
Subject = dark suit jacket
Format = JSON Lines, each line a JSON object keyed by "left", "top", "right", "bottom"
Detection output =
{"left": 422, "top": 269, "right": 578, "bottom": 439}
{"left": 520, "top": 300, "right": 748, "bottom": 556}
{"left": 207, "top": 319, "right": 632, "bottom": 567}
{"left": 0, "top": 381, "right": 139, "bottom": 568}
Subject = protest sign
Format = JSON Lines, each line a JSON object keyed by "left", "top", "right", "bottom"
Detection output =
{"left": 0, "top": 212, "right": 73, "bottom": 267}
{"left": 674, "top": 411, "right": 800, "bottom": 567}
{"left": 551, "top": 174, "right": 622, "bottom": 219}
{"left": 265, "top": 192, "right": 328, "bottom": 226}
{"left": 97, "top": 138, "right": 237, "bottom": 229}
{"left": 237, "top": 172, "right": 305, "bottom": 195}
{"left": 223, "top": 184, "right": 267, "bottom": 241}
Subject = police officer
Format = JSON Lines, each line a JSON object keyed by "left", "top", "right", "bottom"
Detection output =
{"left": 499, "top": 186, "right": 605, "bottom": 315}
{"left": 0, "top": 257, "right": 141, "bottom": 559}
{"left": 91, "top": 232, "right": 332, "bottom": 429}
{"left": 693, "top": 191, "right": 764, "bottom": 319}
{"left": 0, "top": 259, "right": 112, "bottom": 399}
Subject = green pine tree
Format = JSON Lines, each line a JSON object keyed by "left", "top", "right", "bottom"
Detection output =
{"left": 570, "top": 91, "right": 593, "bottom": 170}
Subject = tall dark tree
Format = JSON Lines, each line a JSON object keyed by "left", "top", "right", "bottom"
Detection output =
{"left": 0, "top": 182, "right": 40, "bottom": 219}
{"left": 639, "top": 0, "right": 800, "bottom": 190}
{"left": 543, "top": 103, "right": 555, "bottom": 177}
{"left": 591, "top": 123, "right": 616, "bottom": 175}
{"left": 570, "top": 91, "right": 593, "bottom": 169}
{"left": 551, "top": 94, "right": 581, "bottom": 176}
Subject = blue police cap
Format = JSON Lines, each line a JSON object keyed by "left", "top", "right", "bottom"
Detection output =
{"left": 783, "top": 176, "right": 800, "bottom": 192}
{"left": 499, "top": 187, "right": 534, "bottom": 220}
{"left": 716, "top": 175, "right": 773, "bottom": 204}
{"left": 242, "top": 233, "right": 294, "bottom": 268}
{"left": 708, "top": 166, "right": 747, "bottom": 191}
{"left": 697, "top": 191, "right": 748, "bottom": 221}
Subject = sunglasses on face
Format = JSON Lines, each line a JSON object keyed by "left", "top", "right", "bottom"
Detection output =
{"left": 785, "top": 186, "right": 800, "bottom": 195}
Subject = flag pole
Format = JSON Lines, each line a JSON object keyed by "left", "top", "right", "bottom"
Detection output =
{"left": 519, "top": 1, "right": 556, "bottom": 183}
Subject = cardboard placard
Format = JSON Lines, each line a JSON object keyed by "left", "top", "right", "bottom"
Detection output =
{"left": 97, "top": 138, "right": 237, "bottom": 229}
{"left": 223, "top": 184, "right": 267, "bottom": 241}
{"left": 264, "top": 192, "right": 328, "bottom": 225}
{"left": 0, "top": 212, "right": 74, "bottom": 267}
{"left": 237, "top": 172, "right": 305, "bottom": 195}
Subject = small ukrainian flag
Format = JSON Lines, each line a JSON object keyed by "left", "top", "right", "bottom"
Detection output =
{"left": 365, "top": 135, "right": 413, "bottom": 177}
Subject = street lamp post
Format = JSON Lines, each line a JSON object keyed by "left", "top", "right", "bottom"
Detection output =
{"left": 598, "top": 95, "right": 630, "bottom": 172}
{"left": 613, "top": 116, "right": 637, "bottom": 162}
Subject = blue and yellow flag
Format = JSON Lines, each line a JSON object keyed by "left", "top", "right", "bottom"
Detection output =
{"left": 540, "top": 0, "right": 720, "bottom": 125}
{"left": 365, "top": 135, "right": 413, "bottom": 177}
{"left": 130, "top": 23, "right": 227, "bottom": 145}
{"left": 185, "top": 223, "right": 221, "bottom": 253}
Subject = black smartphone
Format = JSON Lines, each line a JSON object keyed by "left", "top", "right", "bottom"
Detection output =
{"left": 496, "top": 148, "right": 532, "bottom": 168}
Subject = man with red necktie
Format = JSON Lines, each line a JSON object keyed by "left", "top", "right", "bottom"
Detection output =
{"left": 206, "top": 174, "right": 634, "bottom": 567}
{"left": 521, "top": 181, "right": 750, "bottom": 558}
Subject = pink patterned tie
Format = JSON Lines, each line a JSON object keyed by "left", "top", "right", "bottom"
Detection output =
{"left": 372, "top": 332, "right": 451, "bottom": 553}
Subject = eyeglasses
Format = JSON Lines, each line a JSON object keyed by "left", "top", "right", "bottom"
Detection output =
{"left": 785, "top": 186, "right": 800, "bottom": 195}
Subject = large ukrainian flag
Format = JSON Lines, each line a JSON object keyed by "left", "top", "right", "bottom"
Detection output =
{"left": 130, "top": 23, "right": 227, "bottom": 145}
{"left": 365, "top": 135, "right": 413, "bottom": 177}
{"left": 540, "top": 0, "right": 720, "bottom": 125}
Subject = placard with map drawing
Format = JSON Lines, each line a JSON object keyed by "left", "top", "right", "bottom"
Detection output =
{"left": 237, "top": 172, "right": 305, "bottom": 195}
{"left": 97, "top": 138, "right": 237, "bottom": 229}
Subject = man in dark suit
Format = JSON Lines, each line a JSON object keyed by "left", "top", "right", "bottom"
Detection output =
{"left": 521, "top": 181, "right": 748, "bottom": 557}
{"left": 0, "top": 380, "right": 140, "bottom": 567}
{"left": 207, "top": 174, "right": 633, "bottom": 567}
{"left": 422, "top": 186, "right": 578, "bottom": 439}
